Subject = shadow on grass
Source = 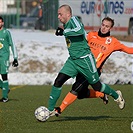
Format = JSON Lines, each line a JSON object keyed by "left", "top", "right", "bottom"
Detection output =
{"left": 49, "top": 115, "right": 111, "bottom": 122}
{"left": 49, "top": 115, "right": 132, "bottom": 122}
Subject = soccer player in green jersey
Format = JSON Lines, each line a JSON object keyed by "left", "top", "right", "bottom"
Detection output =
{"left": 0, "top": 16, "right": 18, "bottom": 102}
{"left": 48, "top": 5, "right": 125, "bottom": 115}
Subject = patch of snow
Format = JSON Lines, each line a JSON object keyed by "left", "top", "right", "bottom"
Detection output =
{"left": 7, "top": 29, "right": 133, "bottom": 85}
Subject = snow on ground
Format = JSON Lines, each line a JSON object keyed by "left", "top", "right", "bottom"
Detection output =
{"left": 8, "top": 29, "right": 133, "bottom": 85}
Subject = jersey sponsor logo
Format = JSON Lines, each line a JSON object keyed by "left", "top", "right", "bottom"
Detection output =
{"left": 0, "top": 42, "right": 3, "bottom": 49}
{"left": 105, "top": 37, "right": 112, "bottom": 44}
{"left": 65, "top": 38, "right": 71, "bottom": 48}
{"left": 90, "top": 41, "right": 107, "bottom": 52}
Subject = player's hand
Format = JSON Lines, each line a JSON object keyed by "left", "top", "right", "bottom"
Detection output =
{"left": 12, "top": 59, "right": 18, "bottom": 67}
{"left": 55, "top": 27, "right": 64, "bottom": 36}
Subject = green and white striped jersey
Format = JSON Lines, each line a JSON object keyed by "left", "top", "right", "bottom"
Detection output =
{"left": 63, "top": 16, "right": 91, "bottom": 59}
{"left": 0, "top": 28, "right": 18, "bottom": 59}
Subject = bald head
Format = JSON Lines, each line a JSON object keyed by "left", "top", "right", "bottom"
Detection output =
{"left": 58, "top": 5, "right": 72, "bottom": 24}
{"left": 59, "top": 5, "right": 72, "bottom": 15}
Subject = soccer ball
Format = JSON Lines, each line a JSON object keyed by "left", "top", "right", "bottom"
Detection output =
{"left": 35, "top": 106, "right": 50, "bottom": 122}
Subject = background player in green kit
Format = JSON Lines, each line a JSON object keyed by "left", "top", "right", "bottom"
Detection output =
{"left": 48, "top": 5, "right": 125, "bottom": 115}
{"left": 0, "top": 16, "right": 18, "bottom": 102}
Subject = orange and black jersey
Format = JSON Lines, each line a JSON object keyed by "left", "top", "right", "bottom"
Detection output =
{"left": 87, "top": 31, "right": 133, "bottom": 72}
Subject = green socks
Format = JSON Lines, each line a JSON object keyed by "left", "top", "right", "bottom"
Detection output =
{"left": 2, "top": 80, "right": 9, "bottom": 99}
{"left": 100, "top": 83, "right": 118, "bottom": 100}
{"left": 48, "top": 86, "right": 62, "bottom": 111}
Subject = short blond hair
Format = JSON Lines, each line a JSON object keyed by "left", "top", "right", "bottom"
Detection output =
{"left": 59, "top": 4, "right": 72, "bottom": 15}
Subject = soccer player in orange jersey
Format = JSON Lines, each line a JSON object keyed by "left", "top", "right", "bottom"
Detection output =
{"left": 53, "top": 17, "right": 133, "bottom": 116}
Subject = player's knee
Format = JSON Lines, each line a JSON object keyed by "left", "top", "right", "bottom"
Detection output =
{"left": 54, "top": 73, "right": 70, "bottom": 87}
{"left": 70, "top": 82, "right": 83, "bottom": 96}
{"left": 53, "top": 78, "right": 63, "bottom": 87}
{"left": 72, "top": 82, "right": 89, "bottom": 99}
{"left": 91, "top": 81, "right": 102, "bottom": 91}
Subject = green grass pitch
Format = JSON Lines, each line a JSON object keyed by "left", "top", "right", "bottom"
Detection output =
{"left": 0, "top": 85, "right": 133, "bottom": 133}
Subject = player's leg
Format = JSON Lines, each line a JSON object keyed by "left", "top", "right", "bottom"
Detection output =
{"left": 53, "top": 90, "right": 107, "bottom": 116}
{"left": 54, "top": 74, "right": 107, "bottom": 116}
{"left": 75, "top": 74, "right": 105, "bottom": 99}
{"left": 54, "top": 55, "right": 104, "bottom": 115}
{"left": 48, "top": 72, "right": 71, "bottom": 111}
{"left": 48, "top": 58, "right": 78, "bottom": 112}
{"left": 0, "top": 59, "right": 9, "bottom": 102}
{"left": 80, "top": 53, "right": 125, "bottom": 109}
{"left": 54, "top": 74, "right": 89, "bottom": 114}
{"left": 91, "top": 81, "right": 125, "bottom": 109}
{"left": 0, "top": 74, "right": 9, "bottom": 102}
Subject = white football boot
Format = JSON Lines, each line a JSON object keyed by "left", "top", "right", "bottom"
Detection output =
{"left": 49, "top": 107, "right": 61, "bottom": 117}
{"left": 49, "top": 110, "right": 56, "bottom": 117}
{"left": 114, "top": 90, "right": 125, "bottom": 109}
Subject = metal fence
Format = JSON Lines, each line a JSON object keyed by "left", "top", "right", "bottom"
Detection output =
{"left": 0, "top": 0, "right": 59, "bottom": 30}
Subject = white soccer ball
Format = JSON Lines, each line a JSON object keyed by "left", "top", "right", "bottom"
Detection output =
{"left": 35, "top": 106, "right": 50, "bottom": 122}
